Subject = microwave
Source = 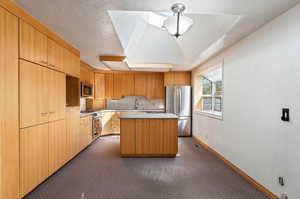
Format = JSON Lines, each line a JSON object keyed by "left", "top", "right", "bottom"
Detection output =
{"left": 81, "top": 82, "right": 93, "bottom": 97}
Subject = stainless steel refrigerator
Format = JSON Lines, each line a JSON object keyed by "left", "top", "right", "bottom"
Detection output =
{"left": 166, "top": 86, "right": 192, "bottom": 136}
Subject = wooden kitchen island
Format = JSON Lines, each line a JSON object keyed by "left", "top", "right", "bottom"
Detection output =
{"left": 120, "top": 113, "right": 178, "bottom": 157}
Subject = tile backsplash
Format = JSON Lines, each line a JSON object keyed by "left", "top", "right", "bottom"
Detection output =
{"left": 107, "top": 96, "right": 165, "bottom": 110}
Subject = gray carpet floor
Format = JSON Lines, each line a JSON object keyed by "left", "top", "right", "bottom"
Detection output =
{"left": 24, "top": 136, "right": 268, "bottom": 199}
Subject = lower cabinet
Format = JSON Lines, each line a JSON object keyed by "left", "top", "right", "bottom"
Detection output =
{"left": 49, "top": 120, "right": 67, "bottom": 175}
{"left": 102, "top": 111, "right": 146, "bottom": 136}
{"left": 20, "top": 117, "right": 80, "bottom": 197}
{"left": 120, "top": 118, "right": 178, "bottom": 157}
{"left": 20, "top": 124, "right": 49, "bottom": 198}
{"left": 66, "top": 107, "right": 80, "bottom": 159}
{"left": 80, "top": 116, "right": 93, "bottom": 149}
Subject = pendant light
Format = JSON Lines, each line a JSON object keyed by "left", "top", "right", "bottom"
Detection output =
{"left": 163, "top": 3, "right": 193, "bottom": 38}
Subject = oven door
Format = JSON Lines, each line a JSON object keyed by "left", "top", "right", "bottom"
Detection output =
{"left": 81, "top": 82, "right": 93, "bottom": 97}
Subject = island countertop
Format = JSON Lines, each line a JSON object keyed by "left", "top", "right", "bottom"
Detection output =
{"left": 119, "top": 113, "right": 178, "bottom": 119}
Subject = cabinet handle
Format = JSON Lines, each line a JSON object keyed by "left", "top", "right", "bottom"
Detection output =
{"left": 41, "top": 112, "right": 48, "bottom": 115}
{"left": 49, "top": 112, "right": 55, "bottom": 114}
{"left": 40, "top": 60, "right": 48, "bottom": 65}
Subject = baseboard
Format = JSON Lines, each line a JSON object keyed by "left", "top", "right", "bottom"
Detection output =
{"left": 192, "top": 136, "right": 279, "bottom": 199}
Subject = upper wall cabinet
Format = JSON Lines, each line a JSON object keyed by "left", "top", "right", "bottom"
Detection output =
{"left": 135, "top": 73, "right": 164, "bottom": 99}
{"left": 0, "top": 7, "right": 19, "bottom": 199}
{"left": 20, "top": 20, "right": 48, "bottom": 66}
{"left": 63, "top": 49, "right": 80, "bottom": 78}
{"left": 48, "top": 38, "right": 64, "bottom": 72}
{"left": 164, "top": 71, "right": 191, "bottom": 86}
{"left": 80, "top": 63, "right": 94, "bottom": 85}
{"left": 113, "top": 73, "right": 135, "bottom": 98}
{"left": 105, "top": 73, "right": 114, "bottom": 99}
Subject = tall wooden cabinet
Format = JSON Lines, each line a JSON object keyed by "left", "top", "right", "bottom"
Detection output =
{"left": 0, "top": 7, "right": 19, "bottom": 199}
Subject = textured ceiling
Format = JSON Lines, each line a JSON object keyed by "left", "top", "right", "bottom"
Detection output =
{"left": 13, "top": 0, "right": 300, "bottom": 71}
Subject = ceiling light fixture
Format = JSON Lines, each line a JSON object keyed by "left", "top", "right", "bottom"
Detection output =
{"left": 163, "top": 3, "right": 193, "bottom": 38}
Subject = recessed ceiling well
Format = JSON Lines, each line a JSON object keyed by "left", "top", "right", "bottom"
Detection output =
{"left": 13, "top": 0, "right": 300, "bottom": 71}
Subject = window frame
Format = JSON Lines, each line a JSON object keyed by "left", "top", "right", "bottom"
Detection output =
{"left": 194, "top": 62, "right": 224, "bottom": 120}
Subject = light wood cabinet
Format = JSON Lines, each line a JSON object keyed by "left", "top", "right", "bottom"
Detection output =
{"left": 95, "top": 73, "right": 105, "bottom": 99}
{"left": 49, "top": 120, "right": 67, "bottom": 175}
{"left": 20, "top": 124, "right": 49, "bottom": 198}
{"left": 20, "top": 20, "right": 48, "bottom": 66}
{"left": 49, "top": 70, "right": 66, "bottom": 122}
{"left": 120, "top": 119, "right": 136, "bottom": 155}
{"left": 66, "top": 107, "right": 80, "bottom": 159}
{"left": 146, "top": 73, "right": 164, "bottom": 99}
{"left": 135, "top": 72, "right": 164, "bottom": 99}
{"left": 102, "top": 112, "right": 113, "bottom": 136}
{"left": 164, "top": 71, "right": 191, "bottom": 86}
{"left": 105, "top": 73, "right": 114, "bottom": 98}
{"left": 134, "top": 73, "right": 148, "bottom": 97}
{"left": 80, "top": 116, "right": 93, "bottom": 150}
{"left": 20, "top": 60, "right": 50, "bottom": 128}
{"left": 80, "top": 63, "right": 94, "bottom": 85}
{"left": 48, "top": 38, "right": 64, "bottom": 72}
{"left": 113, "top": 73, "right": 135, "bottom": 98}
{"left": 63, "top": 49, "right": 80, "bottom": 77}
{"left": 0, "top": 7, "right": 19, "bottom": 199}
{"left": 120, "top": 118, "right": 178, "bottom": 157}
{"left": 20, "top": 60, "right": 66, "bottom": 128}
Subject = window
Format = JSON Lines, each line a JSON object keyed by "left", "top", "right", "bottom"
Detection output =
{"left": 196, "top": 65, "right": 223, "bottom": 118}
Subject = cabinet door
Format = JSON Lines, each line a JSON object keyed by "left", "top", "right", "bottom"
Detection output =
{"left": 134, "top": 73, "right": 147, "bottom": 97}
{"left": 20, "top": 20, "right": 48, "bottom": 66}
{"left": 20, "top": 124, "right": 49, "bottom": 197}
{"left": 80, "top": 116, "right": 92, "bottom": 150}
{"left": 105, "top": 73, "right": 114, "bottom": 98}
{"left": 111, "top": 112, "right": 120, "bottom": 134}
{"left": 0, "top": 7, "right": 19, "bottom": 199}
{"left": 49, "top": 120, "right": 67, "bottom": 175}
{"left": 120, "top": 119, "right": 136, "bottom": 155}
{"left": 102, "top": 112, "right": 113, "bottom": 135}
{"left": 63, "top": 49, "right": 80, "bottom": 77}
{"left": 66, "top": 107, "right": 80, "bottom": 159}
{"left": 49, "top": 70, "right": 66, "bottom": 121}
{"left": 48, "top": 38, "right": 64, "bottom": 72}
{"left": 147, "top": 73, "right": 164, "bottom": 99}
{"left": 164, "top": 72, "right": 174, "bottom": 86}
{"left": 95, "top": 73, "right": 105, "bottom": 99}
{"left": 113, "top": 73, "right": 135, "bottom": 98}
{"left": 20, "top": 60, "right": 49, "bottom": 128}
{"left": 136, "top": 119, "right": 164, "bottom": 155}
{"left": 173, "top": 72, "right": 191, "bottom": 85}
{"left": 135, "top": 119, "right": 177, "bottom": 155}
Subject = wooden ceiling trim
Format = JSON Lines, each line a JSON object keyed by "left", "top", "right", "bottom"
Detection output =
{"left": 0, "top": 0, "right": 80, "bottom": 57}
{"left": 99, "top": 55, "right": 126, "bottom": 62}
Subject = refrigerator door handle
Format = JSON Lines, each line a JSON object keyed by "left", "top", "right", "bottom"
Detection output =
{"left": 179, "top": 88, "right": 182, "bottom": 114}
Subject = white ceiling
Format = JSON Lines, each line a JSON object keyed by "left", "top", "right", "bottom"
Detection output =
{"left": 13, "top": 0, "right": 300, "bottom": 71}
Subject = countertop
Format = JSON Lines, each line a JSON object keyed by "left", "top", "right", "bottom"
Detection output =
{"left": 80, "top": 109, "right": 165, "bottom": 118}
{"left": 119, "top": 113, "right": 178, "bottom": 119}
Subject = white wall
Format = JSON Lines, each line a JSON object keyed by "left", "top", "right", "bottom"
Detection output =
{"left": 192, "top": 3, "right": 300, "bottom": 198}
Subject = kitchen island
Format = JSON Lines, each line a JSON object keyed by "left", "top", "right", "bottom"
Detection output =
{"left": 119, "top": 113, "right": 178, "bottom": 157}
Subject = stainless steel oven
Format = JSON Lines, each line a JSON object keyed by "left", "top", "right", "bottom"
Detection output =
{"left": 81, "top": 82, "right": 93, "bottom": 97}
